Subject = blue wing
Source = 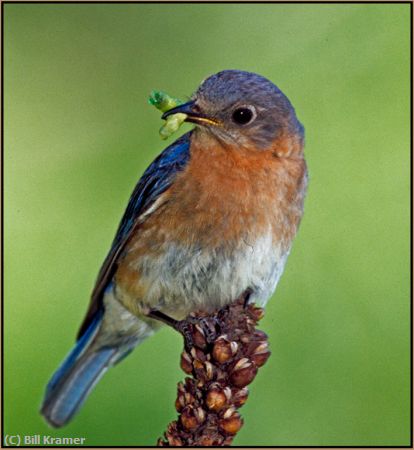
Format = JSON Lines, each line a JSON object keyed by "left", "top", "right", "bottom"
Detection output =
{"left": 77, "top": 132, "right": 192, "bottom": 338}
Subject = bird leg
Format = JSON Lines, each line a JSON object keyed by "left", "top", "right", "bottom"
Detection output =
{"left": 147, "top": 309, "right": 194, "bottom": 348}
{"left": 147, "top": 309, "right": 219, "bottom": 351}
{"left": 148, "top": 289, "right": 253, "bottom": 350}
{"left": 243, "top": 288, "right": 253, "bottom": 308}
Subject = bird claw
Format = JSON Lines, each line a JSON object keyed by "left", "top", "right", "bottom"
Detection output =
{"left": 174, "top": 321, "right": 195, "bottom": 351}
{"left": 243, "top": 288, "right": 253, "bottom": 309}
{"left": 198, "top": 317, "right": 218, "bottom": 344}
{"left": 177, "top": 316, "right": 219, "bottom": 350}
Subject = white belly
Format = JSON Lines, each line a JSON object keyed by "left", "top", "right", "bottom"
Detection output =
{"left": 129, "top": 229, "right": 290, "bottom": 319}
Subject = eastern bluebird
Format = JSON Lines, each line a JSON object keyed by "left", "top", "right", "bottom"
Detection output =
{"left": 41, "top": 70, "right": 307, "bottom": 427}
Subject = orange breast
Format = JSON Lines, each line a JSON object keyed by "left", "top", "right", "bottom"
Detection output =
{"left": 162, "top": 135, "right": 307, "bottom": 248}
{"left": 115, "top": 133, "right": 307, "bottom": 315}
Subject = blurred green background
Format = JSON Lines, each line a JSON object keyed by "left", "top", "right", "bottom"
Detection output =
{"left": 4, "top": 3, "right": 410, "bottom": 447}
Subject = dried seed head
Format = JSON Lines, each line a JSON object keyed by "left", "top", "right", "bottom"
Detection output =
{"left": 212, "top": 337, "right": 234, "bottom": 364}
{"left": 159, "top": 296, "right": 270, "bottom": 446}
{"left": 180, "top": 351, "right": 193, "bottom": 374}
{"left": 230, "top": 358, "right": 258, "bottom": 387}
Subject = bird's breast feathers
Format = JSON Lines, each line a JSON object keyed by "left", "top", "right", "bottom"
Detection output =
{"left": 115, "top": 139, "right": 307, "bottom": 319}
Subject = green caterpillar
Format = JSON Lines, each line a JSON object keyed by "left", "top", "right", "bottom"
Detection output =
{"left": 148, "top": 90, "right": 187, "bottom": 140}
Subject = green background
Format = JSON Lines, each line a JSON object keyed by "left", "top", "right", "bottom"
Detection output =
{"left": 4, "top": 3, "right": 411, "bottom": 446}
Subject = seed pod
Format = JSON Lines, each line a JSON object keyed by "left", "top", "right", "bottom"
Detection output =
{"left": 180, "top": 351, "right": 193, "bottom": 374}
{"left": 251, "top": 351, "right": 270, "bottom": 367}
{"left": 167, "top": 434, "right": 183, "bottom": 446}
{"left": 198, "top": 432, "right": 224, "bottom": 446}
{"left": 222, "top": 406, "right": 236, "bottom": 419}
{"left": 223, "top": 386, "right": 232, "bottom": 401}
{"left": 246, "top": 317, "right": 255, "bottom": 327}
{"left": 230, "top": 358, "right": 258, "bottom": 387}
{"left": 249, "top": 341, "right": 271, "bottom": 367}
{"left": 206, "top": 384, "right": 227, "bottom": 411}
{"left": 193, "top": 359, "right": 206, "bottom": 381}
{"left": 204, "top": 361, "right": 215, "bottom": 380}
{"left": 193, "top": 324, "right": 207, "bottom": 349}
{"left": 180, "top": 405, "right": 201, "bottom": 431}
{"left": 191, "top": 346, "right": 207, "bottom": 362}
{"left": 219, "top": 410, "right": 243, "bottom": 435}
{"left": 194, "top": 406, "right": 206, "bottom": 424}
{"left": 223, "top": 436, "right": 235, "bottom": 446}
{"left": 197, "top": 435, "right": 215, "bottom": 446}
{"left": 240, "top": 334, "right": 251, "bottom": 344}
{"left": 212, "top": 336, "right": 236, "bottom": 364}
{"left": 184, "top": 377, "right": 196, "bottom": 393}
{"left": 249, "top": 306, "right": 265, "bottom": 321}
{"left": 252, "top": 330, "right": 268, "bottom": 341}
{"left": 232, "top": 387, "right": 249, "bottom": 407}
{"left": 175, "top": 393, "right": 185, "bottom": 412}
{"left": 184, "top": 391, "right": 195, "bottom": 405}
{"left": 231, "top": 341, "right": 239, "bottom": 354}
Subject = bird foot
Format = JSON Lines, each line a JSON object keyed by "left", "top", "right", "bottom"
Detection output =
{"left": 147, "top": 309, "right": 220, "bottom": 351}
{"left": 187, "top": 316, "right": 219, "bottom": 344}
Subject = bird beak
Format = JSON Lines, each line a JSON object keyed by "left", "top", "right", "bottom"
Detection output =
{"left": 162, "top": 101, "right": 219, "bottom": 127}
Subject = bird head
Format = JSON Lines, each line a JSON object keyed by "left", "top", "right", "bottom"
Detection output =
{"left": 162, "top": 70, "right": 304, "bottom": 154}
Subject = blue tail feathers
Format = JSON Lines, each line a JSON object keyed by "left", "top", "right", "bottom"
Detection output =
{"left": 41, "top": 286, "right": 154, "bottom": 428}
{"left": 41, "top": 310, "right": 117, "bottom": 428}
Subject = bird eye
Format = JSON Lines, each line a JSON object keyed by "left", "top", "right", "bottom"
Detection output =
{"left": 232, "top": 106, "right": 256, "bottom": 125}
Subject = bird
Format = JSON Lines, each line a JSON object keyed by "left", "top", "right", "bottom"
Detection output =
{"left": 41, "top": 69, "right": 308, "bottom": 428}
